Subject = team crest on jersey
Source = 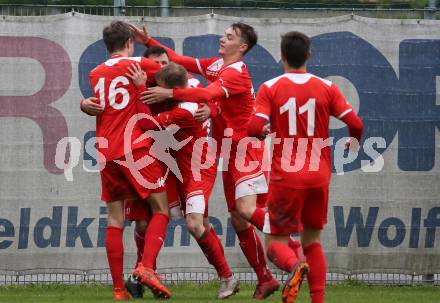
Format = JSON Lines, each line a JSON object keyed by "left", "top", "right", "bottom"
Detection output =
{"left": 206, "top": 59, "right": 224, "bottom": 77}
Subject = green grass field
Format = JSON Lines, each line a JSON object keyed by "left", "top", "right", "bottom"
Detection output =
{"left": 0, "top": 282, "right": 438, "bottom": 303}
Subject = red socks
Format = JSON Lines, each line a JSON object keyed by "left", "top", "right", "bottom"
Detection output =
{"left": 141, "top": 213, "right": 169, "bottom": 269}
{"left": 210, "top": 227, "right": 224, "bottom": 255}
{"left": 288, "top": 237, "right": 305, "bottom": 261}
{"left": 106, "top": 226, "right": 124, "bottom": 290}
{"left": 249, "top": 208, "right": 266, "bottom": 231}
{"left": 237, "top": 226, "right": 273, "bottom": 283}
{"left": 266, "top": 242, "right": 298, "bottom": 273}
{"left": 197, "top": 228, "right": 232, "bottom": 279}
{"left": 135, "top": 231, "right": 145, "bottom": 266}
{"left": 304, "top": 243, "right": 326, "bottom": 303}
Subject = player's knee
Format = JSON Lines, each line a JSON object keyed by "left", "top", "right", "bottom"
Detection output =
{"left": 106, "top": 201, "right": 125, "bottom": 227}
{"left": 230, "top": 211, "right": 250, "bottom": 232}
{"left": 235, "top": 197, "right": 255, "bottom": 220}
{"left": 186, "top": 216, "right": 204, "bottom": 238}
{"left": 135, "top": 220, "right": 147, "bottom": 234}
{"left": 148, "top": 192, "right": 169, "bottom": 215}
{"left": 301, "top": 225, "right": 321, "bottom": 247}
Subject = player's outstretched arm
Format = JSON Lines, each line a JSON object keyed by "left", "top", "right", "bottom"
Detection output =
{"left": 141, "top": 82, "right": 225, "bottom": 105}
{"left": 80, "top": 97, "right": 104, "bottom": 116}
{"left": 128, "top": 23, "right": 202, "bottom": 75}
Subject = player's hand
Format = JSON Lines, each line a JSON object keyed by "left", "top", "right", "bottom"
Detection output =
{"left": 80, "top": 97, "right": 104, "bottom": 116}
{"left": 194, "top": 103, "right": 211, "bottom": 121}
{"left": 345, "top": 137, "right": 360, "bottom": 152}
{"left": 262, "top": 123, "right": 271, "bottom": 137}
{"left": 125, "top": 63, "right": 147, "bottom": 87}
{"left": 141, "top": 87, "right": 173, "bottom": 104}
{"left": 127, "top": 23, "right": 149, "bottom": 44}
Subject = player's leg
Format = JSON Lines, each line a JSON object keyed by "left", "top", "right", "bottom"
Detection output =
{"left": 235, "top": 175, "right": 303, "bottom": 260}
{"left": 230, "top": 210, "right": 278, "bottom": 299}
{"left": 300, "top": 187, "right": 329, "bottom": 303}
{"left": 132, "top": 191, "right": 170, "bottom": 298}
{"left": 126, "top": 219, "right": 148, "bottom": 299}
{"left": 134, "top": 220, "right": 148, "bottom": 266}
{"left": 123, "top": 198, "right": 152, "bottom": 299}
{"left": 124, "top": 199, "right": 152, "bottom": 268}
{"left": 105, "top": 200, "right": 131, "bottom": 300}
{"left": 100, "top": 159, "right": 136, "bottom": 300}
{"left": 264, "top": 185, "right": 310, "bottom": 303}
{"left": 235, "top": 193, "right": 266, "bottom": 230}
{"left": 265, "top": 235, "right": 308, "bottom": 303}
{"left": 301, "top": 226, "right": 324, "bottom": 303}
{"left": 183, "top": 191, "right": 237, "bottom": 299}
{"left": 122, "top": 148, "right": 170, "bottom": 298}
{"left": 225, "top": 166, "right": 279, "bottom": 299}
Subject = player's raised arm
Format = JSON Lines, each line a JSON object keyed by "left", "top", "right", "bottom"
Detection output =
{"left": 143, "top": 67, "right": 247, "bottom": 104}
{"left": 128, "top": 23, "right": 206, "bottom": 75}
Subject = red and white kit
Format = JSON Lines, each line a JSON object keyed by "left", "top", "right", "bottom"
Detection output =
{"left": 123, "top": 76, "right": 205, "bottom": 221}
{"left": 146, "top": 38, "right": 268, "bottom": 211}
{"left": 253, "top": 72, "right": 362, "bottom": 235}
{"left": 89, "top": 55, "right": 165, "bottom": 202}
{"left": 138, "top": 95, "right": 217, "bottom": 217}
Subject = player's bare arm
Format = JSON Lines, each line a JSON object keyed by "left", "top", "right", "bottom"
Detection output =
{"left": 129, "top": 23, "right": 203, "bottom": 75}
{"left": 80, "top": 97, "right": 104, "bottom": 116}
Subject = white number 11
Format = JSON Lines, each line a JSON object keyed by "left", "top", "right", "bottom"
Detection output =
{"left": 280, "top": 97, "right": 316, "bottom": 136}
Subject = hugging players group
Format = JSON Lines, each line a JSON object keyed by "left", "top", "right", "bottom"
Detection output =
{"left": 81, "top": 20, "right": 363, "bottom": 303}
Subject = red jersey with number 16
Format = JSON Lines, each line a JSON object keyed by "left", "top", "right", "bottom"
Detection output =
{"left": 255, "top": 72, "right": 353, "bottom": 189}
{"left": 89, "top": 55, "right": 160, "bottom": 162}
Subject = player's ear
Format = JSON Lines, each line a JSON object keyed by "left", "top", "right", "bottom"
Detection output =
{"left": 239, "top": 43, "right": 249, "bottom": 54}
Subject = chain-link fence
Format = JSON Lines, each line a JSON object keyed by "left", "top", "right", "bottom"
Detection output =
{"left": 0, "top": 4, "right": 438, "bottom": 19}
{"left": 1, "top": 268, "right": 439, "bottom": 286}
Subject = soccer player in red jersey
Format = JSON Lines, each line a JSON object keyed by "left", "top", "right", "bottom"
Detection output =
{"left": 128, "top": 22, "right": 280, "bottom": 299}
{"left": 81, "top": 45, "right": 219, "bottom": 299}
{"left": 122, "top": 46, "right": 216, "bottom": 298}
{"left": 128, "top": 62, "right": 238, "bottom": 299}
{"left": 87, "top": 21, "right": 170, "bottom": 300}
{"left": 248, "top": 32, "right": 364, "bottom": 303}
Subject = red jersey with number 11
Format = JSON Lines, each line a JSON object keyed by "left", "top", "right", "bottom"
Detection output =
{"left": 255, "top": 72, "right": 353, "bottom": 189}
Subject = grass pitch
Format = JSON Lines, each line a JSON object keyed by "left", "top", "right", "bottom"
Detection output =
{"left": 0, "top": 282, "right": 438, "bottom": 302}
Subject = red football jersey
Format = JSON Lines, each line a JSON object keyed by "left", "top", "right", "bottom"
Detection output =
{"left": 152, "top": 102, "right": 215, "bottom": 198}
{"left": 89, "top": 55, "right": 160, "bottom": 162}
{"left": 146, "top": 38, "right": 254, "bottom": 142}
{"left": 255, "top": 72, "right": 353, "bottom": 189}
{"left": 197, "top": 58, "right": 255, "bottom": 142}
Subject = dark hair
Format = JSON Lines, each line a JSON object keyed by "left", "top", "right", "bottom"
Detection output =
{"left": 102, "top": 21, "right": 134, "bottom": 53}
{"left": 155, "top": 63, "right": 188, "bottom": 89}
{"left": 143, "top": 46, "right": 169, "bottom": 59}
{"left": 231, "top": 22, "right": 258, "bottom": 55}
{"left": 281, "top": 31, "right": 310, "bottom": 69}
